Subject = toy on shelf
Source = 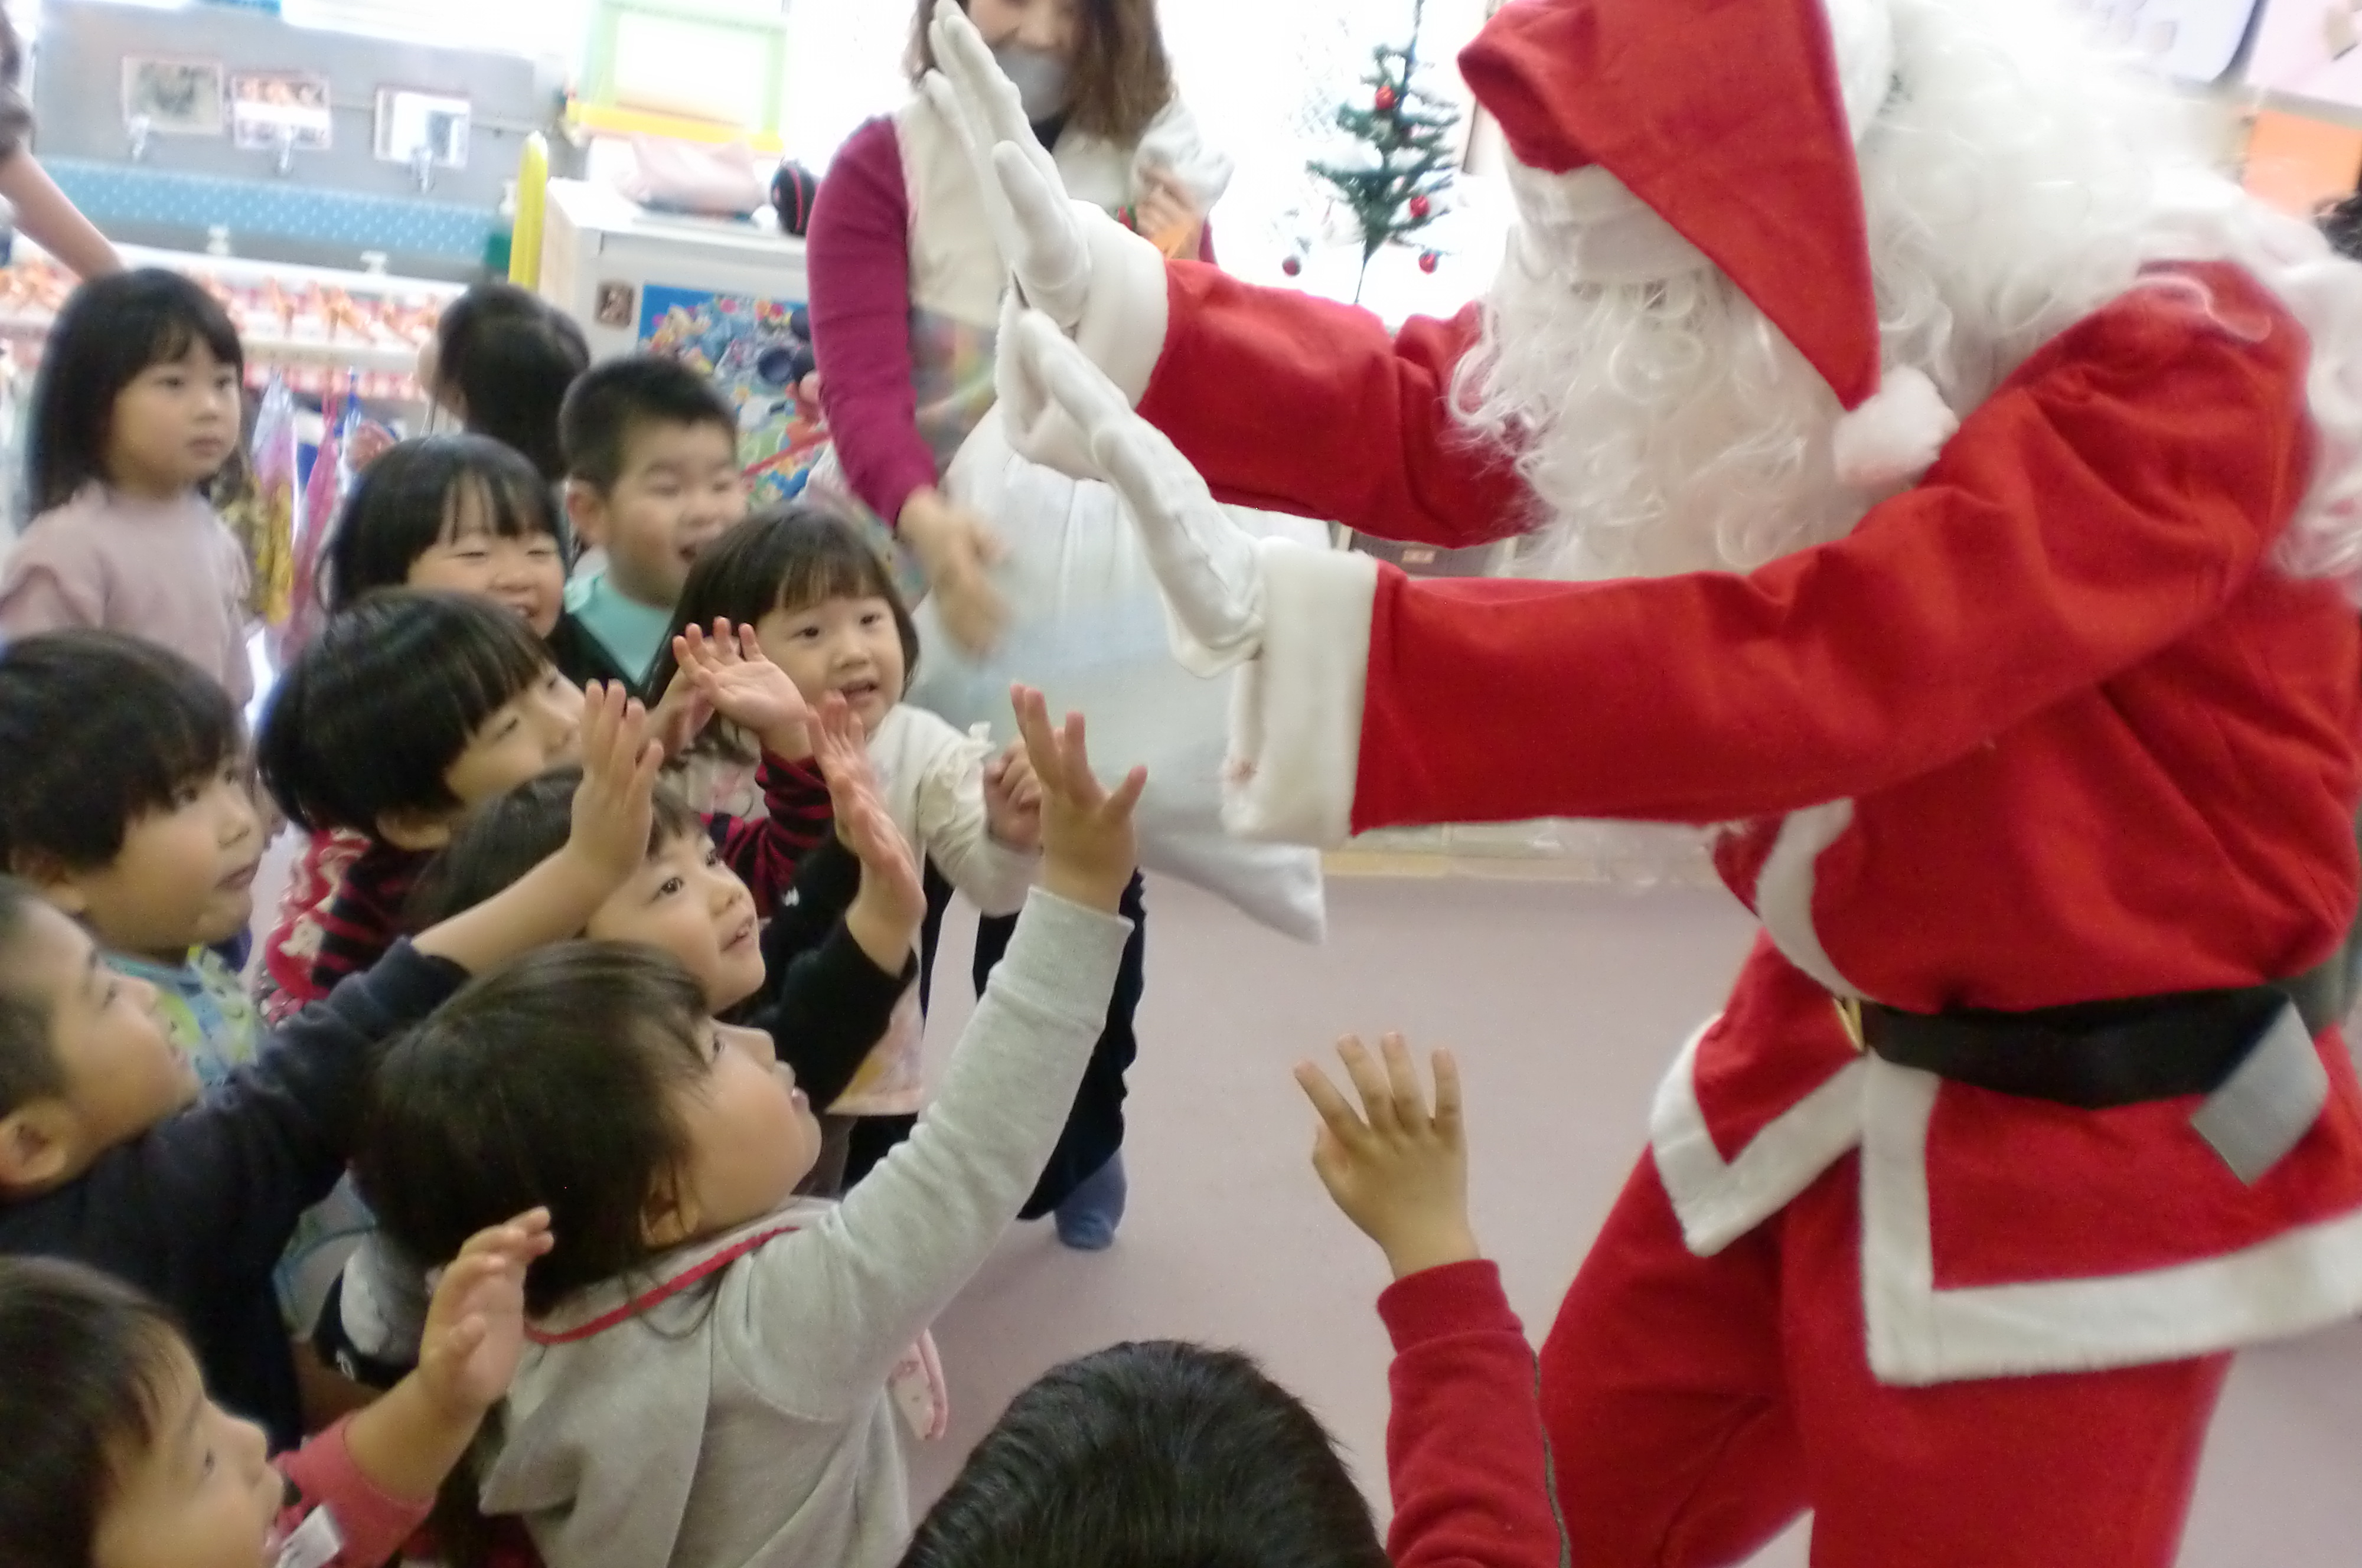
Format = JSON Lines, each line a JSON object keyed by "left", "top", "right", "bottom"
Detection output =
{"left": 0, "top": 244, "right": 457, "bottom": 400}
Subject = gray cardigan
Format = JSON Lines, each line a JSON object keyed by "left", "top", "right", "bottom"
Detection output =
{"left": 479, "top": 889, "right": 1132, "bottom": 1568}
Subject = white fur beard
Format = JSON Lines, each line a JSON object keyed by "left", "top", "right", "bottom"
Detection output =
{"left": 1453, "top": 254, "right": 1870, "bottom": 582}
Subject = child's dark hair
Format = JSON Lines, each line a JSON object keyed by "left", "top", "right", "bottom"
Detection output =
{"left": 324, "top": 433, "right": 567, "bottom": 613}
{"left": 0, "top": 1256, "right": 185, "bottom": 1568}
{"left": 30, "top": 268, "right": 245, "bottom": 512}
{"left": 646, "top": 505, "right": 920, "bottom": 758}
{"left": 404, "top": 766, "right": 703, "bottom": 935}
{"left": 0, "top": 877, "right": 66, "bottom": 1121}
{"left": 359, "top": 942, "right": 711, "bottom": 1315}
{"left": 900, "top": 1341, "right": 1390, "bottom": 1568}
{"left": 257, "top": 588, "right": 553, "bottom": 835}
{"left": 0, "top": 631, "right": 242, "bottom": 876}
{"left": 2323, "top": 190, "right": 2362, "bottom": 264}
{"left": 432, "top": 283, "right": 589, "bottom": 483}
{"left": 558, "top": 354, "right": 740, "bottom": 494}
{"left": 905, "top": 0, "right": 1175, "bottom": 144}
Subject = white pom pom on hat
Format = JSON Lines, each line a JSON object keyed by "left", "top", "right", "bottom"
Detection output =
{"left": 1831, "top": 366, "right": 1960, "bottom": 493}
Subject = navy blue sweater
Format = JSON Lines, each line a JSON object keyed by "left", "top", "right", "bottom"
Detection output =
{"left": 0, "top": 941, "right": 466, "bottom": 1450}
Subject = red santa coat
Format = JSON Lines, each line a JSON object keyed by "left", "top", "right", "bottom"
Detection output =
{"left": 1130, "top": 257, "right": 2362, "bottom": 1382}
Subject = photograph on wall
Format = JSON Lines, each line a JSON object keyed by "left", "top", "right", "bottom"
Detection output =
{"left": 373, "top": 88, "right": 472, "bottom": 168}
{"left": 229, "top": 71, "right": 332, "bottom": 152}
{"left": 122, "top": 56, "right": 226, "bottom": 135}
{"left": 2246, "top": 0, "right": 2362, "bottom": 109}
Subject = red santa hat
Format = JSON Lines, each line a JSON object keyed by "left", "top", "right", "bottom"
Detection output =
{"left": 1460, "top": 0, "right": 1894, "bottom": 414}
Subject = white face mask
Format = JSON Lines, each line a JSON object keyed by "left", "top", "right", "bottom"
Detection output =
{"left": 1506, "top": 162, "right": 1714, "bottom": 286}
{"left": 991, "top": 42, "right": 1072, "bottom": 122}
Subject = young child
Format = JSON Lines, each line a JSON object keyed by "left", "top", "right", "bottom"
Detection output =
{"left": 313, "top": 630, "right": 922, "bottom": 1388}
{"left": 0, "top": 633, "right": 261, "bottom": 1086}
{"left": 0, "top": 687, "right": 660, "bottom": 1452}
{"left": 0, "top": 270, "right": 252, "bottom": 711}
{"left": 420, "top": 281, "right": 588, "bottom": 485}
{"left": 355, "top": 687, "right": 1141, "bottom": 1568}
{"left": 654, "top": 507, "right": 1048, "bottom": 1194}
{"left": 254, "top": 590, "right": 590, "bottom": 1016}
{"left": 559, "top": 354, "right": 750, "bottom": 692}
{"left": 897, "top": 1037, "right": 1565, "bottom": 1568}
{"left": 0, "top": 1210, "right": 547, "bottom": 1568}
{"left": 321, "top": 431, "right": 639, "bottom": 692}
{"left": 254, "top": 436, "right": 664, "bottom": 1024}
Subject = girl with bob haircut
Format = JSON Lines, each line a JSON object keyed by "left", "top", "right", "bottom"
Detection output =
{"left": 0, "top": 269, "right": 254, "bottom": 710}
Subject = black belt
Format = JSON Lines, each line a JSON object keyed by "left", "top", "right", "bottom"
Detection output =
{"left": 1855, "top": 959, "right": 2344, "bottom": 1110}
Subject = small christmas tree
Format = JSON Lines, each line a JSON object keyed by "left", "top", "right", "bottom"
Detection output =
{"left": 1304, "top": 0, "right": 1459, "bottom": 302}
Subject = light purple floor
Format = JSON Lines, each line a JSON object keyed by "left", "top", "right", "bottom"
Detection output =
{"left": 912, "top": 873, "right": 2362, "bottom": 1564}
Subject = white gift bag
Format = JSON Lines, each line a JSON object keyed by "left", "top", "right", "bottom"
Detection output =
{"left": 910, "top": 407, "right": 1327, "bottom": 942}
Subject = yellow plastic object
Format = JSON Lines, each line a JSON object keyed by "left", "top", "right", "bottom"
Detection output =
{"left": 510, "top": 133, "right": 549, "bottom": 289}
{"left": 563, "top": 100, "right": 784, "bottom": 156}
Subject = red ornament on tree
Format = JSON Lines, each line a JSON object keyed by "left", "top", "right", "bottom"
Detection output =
{"left": 1418, "top": 250, "right": 1440, "bottom": 274}
{"left": 1409, "top": 194, "right": 1432, "bottom": 220}
{"left": 1281, "top": 254, "right": 1303, "bottom": 277}
{"left": 1374, "top": 85, "right": 1398, "bottom": 112}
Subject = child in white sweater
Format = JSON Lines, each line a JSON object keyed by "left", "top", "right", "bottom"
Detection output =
{"left": 357, "top": 686, "right": 1143, "bottom": 1568}
{"left": 649, "top": 506, "right": 1043, "bottom": 1190}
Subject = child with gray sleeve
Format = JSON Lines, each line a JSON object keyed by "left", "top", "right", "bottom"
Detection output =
{"left": 357, "top": 685, "right": 1144, "bottom": 1568}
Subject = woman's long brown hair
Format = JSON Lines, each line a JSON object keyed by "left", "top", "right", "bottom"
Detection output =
{"left": 908, "top": 0, "right": 1175, "bottom": 146}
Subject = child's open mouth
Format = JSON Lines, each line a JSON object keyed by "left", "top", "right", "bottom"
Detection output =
{"left": 836, "top": 679, "right": 880, "bottom": 704}
{"left": 723, "top": 916, "right": 758, "bottom": 953}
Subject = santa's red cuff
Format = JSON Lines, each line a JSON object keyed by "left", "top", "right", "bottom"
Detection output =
{"left": 1224, "top": 543, "right": 1379, "bottom": 847}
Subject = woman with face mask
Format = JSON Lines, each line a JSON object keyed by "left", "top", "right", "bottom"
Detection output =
{"left": 804, "top": 0, "right": 1229, "bottom": 1250}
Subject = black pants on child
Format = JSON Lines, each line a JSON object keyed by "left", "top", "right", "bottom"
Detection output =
{"left": 840, "top": 870, "right": 1148, "bottom": 1210}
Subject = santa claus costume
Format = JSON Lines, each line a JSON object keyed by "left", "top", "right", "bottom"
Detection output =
{"left": 927, "top": 0, "right": 2362, "bottom": 1562}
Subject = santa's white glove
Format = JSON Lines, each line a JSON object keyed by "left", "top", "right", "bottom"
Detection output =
{"left": 1009, "top": 311, "right": 1265, "bottom": 672}
{"left": 923, "top": 0, "right": 1171, "bottom": 478}
{"left": 922, "top": 0, "right": 1091, "bottom": 328}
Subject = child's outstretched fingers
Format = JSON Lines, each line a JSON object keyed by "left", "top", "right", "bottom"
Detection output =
{"left": 1295, "top": 1035, "right": 1479, "bottom": 1281}
{"left": 812, "top": 694, "right": 867, "bottom": 782}
{"left": 418, "top": 1208, "right": 551, "bottom": 1413}
{"left": 571, "top": 691, "right": 661, "bottom": 883}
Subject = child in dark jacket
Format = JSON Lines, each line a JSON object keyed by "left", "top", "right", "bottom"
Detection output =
{"left": 0, "top": 686, "right": 661, "bottom": 1449}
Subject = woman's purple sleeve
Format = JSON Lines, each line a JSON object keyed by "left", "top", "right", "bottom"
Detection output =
{"left": 808, "top": 116, "right": 941, "bottom": 529}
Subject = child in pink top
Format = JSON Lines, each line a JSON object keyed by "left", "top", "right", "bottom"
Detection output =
{"left": 0, "top": 270, "right": 253, "bottom": 709}
{"left": 0, "top": 1210, "right": 550, "bottom": 1568}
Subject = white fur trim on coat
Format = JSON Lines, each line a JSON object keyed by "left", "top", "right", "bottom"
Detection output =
{"left": 1651, "top": 1018, "right": 1870, "bottom": 1256}
{"left": 1220, "top": 543, "right": 1378, "bottom": 847}
{"left": 1071, "top": 201, "right": 1171, "bottom": 407}
{"left": 1754, "top": 801, "right": 1865, "bottom": 999}
{"left": 1858, "top": 1053, "right": 2362, "bottom": 1384}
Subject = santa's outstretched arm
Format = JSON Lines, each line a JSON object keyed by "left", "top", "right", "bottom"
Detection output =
{"left": 1015, "top": 270, "right": 2315, "bottom": 844}
{"left": 923, "top": 0, "right": 1526, "bottom": 551}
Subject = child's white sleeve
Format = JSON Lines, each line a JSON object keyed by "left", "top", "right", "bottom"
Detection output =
{"left": 913, "top": 721, "right": 1037, "bottom": 916}
{"left": 715, "top": 889, "right": 1133, "bottom": 1417}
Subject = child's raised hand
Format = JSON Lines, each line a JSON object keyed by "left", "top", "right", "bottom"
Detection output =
{"left": 983, "top": 737, "right": 1042, "bottom": 851}
{"left": 568, "top": 681, "right": 663, "bottom": 887}
{"left": 646, "top": 663, "right": 715, "bottom": 760}
{"left": 680, "top": 620, "right": 811, "bottom": 759}
{"left": 415, "top": 1208, "right": 553, "bottom": 1417}
{"left": 814, "top": 694, "right": 926, "bottom": 945}
{"left": 1294, "top": 1034, "right": 1479, "bottom": 1281}
{"left": 1012, "top": 683, "right": 1141, "bottom": 913}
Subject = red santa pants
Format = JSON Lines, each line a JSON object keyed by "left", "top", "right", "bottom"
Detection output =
{"left": 1539, "top": 1152, "right": 2231, "bottom": 1567}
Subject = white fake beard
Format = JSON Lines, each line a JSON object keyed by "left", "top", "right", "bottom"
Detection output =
{"left": 1453, "top": 250, "right": 1864, "bottom": 581}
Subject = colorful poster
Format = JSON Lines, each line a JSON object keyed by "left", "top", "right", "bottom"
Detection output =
{"left": 2247, "top": 0, "right": 2362, "bottom": 108}
{"left": 637, "top": 285, "right": 828, "bottom": 506}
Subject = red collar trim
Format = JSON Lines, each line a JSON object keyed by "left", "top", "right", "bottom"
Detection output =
{"left": 526, "top": 1223, "right": 798, "bottom": 1345}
